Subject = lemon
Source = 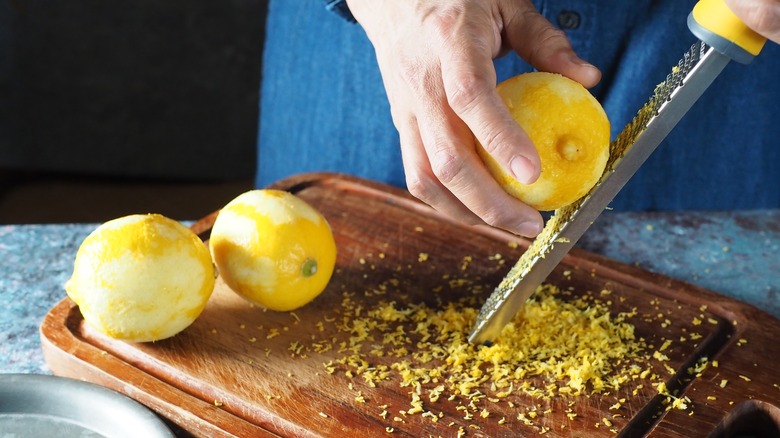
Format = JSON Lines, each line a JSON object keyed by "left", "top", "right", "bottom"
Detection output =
{"left": 477, "top": 72, "right": 610, "bottom": 211}
{"left": 209, "top": 189, "right": 337, "bottom": 311}
{"left": 65, "top": 214, "right": 215, "bottom": 342}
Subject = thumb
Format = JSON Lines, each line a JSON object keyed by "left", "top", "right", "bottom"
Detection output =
{"left": 725, "top": 0, "right": 780, "bottom": 44}
{"left": 501, "top": 4, "right": 602, "bottom": 88}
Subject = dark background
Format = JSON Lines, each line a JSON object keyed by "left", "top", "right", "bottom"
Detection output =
{"left": 0, "top": 0, "right": 267, "bottom": 222}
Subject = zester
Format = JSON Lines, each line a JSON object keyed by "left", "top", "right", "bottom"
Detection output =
{"left": 468, "top": 0, "right": 768, "bottom": 345}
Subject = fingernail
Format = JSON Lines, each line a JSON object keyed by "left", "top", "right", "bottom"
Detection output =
{"left": 517, "top": 220, "right": 543, "bottom": 238}
{"left": 510, "top": 155, "right": 538, "bottom": 185}
{"left": 569, "top": 55, "right": 601, "bottom": 87}
{"left": 569, "top": 54, "right": 596, "bottom": 68}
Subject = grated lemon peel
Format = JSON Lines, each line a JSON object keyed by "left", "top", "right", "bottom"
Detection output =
{"left": 246, "top": 244, "right": 732, "bottom": 432}
{"left": 300, "top": 276, "right": 700, "bottom": 432}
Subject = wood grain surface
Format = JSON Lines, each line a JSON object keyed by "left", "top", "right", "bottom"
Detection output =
{"left": 41, "top": 173, "right": 780, "bottom": 437}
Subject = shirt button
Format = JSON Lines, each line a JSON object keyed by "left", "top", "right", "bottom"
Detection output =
{"left": 557, "top": 10, "right": 581, "bottom": 30}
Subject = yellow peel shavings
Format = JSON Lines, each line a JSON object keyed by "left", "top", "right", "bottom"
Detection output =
{"left": 305, "top": 277, "right": 691, "bottom": 432}
{"left": 256, "top": 243, "right": 728, "bottom": 433}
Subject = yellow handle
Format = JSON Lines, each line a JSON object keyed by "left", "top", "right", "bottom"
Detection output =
{"left": 689, "top": 0, "right": 767, "bottom": 63}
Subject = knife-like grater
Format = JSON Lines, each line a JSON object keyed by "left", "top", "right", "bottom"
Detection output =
{"left": 468, "top": 0, "right": 767, "bottom": 346}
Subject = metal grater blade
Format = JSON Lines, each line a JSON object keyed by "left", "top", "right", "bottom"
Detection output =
{"left": 468, "top": 42, "right": 731, "bottom": 345}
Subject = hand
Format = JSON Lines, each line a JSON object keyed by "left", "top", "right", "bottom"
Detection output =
{"left": 725, "top": 0, "right": 780, "bottom": 44}
{"left": 346, "top": 0, "right": 600, "bottom": 237}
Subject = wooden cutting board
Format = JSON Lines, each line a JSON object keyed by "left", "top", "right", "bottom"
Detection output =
{"left": 41, "top": 173, "right": 780, "bottom": 437}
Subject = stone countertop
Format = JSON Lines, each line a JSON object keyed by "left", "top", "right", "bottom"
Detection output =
{"left": 2, "top": 210, "right": 778, "bottom": 374}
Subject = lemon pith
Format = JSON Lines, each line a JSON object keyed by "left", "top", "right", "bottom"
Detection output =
{"left": 65, "top": 214, "right": 215, "bottom": 342}
{"left": 478, "top": 72, "right": 611, "bottom": 211}
{"left": 209, "top": 190, "right": 337, "bottom": 311}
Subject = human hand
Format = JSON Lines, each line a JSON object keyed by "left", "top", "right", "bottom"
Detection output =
{"left": 725, "top": 0, "right": 780, "bottom": 43}
{"left": 346, "top": 0, "right": 600, "bottom": 237}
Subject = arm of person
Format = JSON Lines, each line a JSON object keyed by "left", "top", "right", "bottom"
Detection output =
{"left": 725, "top": 0, "right": 780, "bottom": 43}
{"left": 345, "top": 0, "right": 600, "bottom": 237}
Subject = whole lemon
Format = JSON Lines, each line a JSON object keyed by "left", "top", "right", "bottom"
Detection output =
{"left": 65, "top": 214, "right": 215, "bottom": 342}
{"left": 477, "top": 72, "right": 610, "bottom": 211}
{"left": 209, "top": 189, "right": 337, "bottom": 311}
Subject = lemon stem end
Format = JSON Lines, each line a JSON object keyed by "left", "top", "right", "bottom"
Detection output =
{"left": 302, "top": 258, "right": 318, "bottom": 277}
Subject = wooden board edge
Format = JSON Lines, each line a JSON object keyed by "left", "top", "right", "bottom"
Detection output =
{"left": 39, "top": 297, "right": 282, "bottom": 438}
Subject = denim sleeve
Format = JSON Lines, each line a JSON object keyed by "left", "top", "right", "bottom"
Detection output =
{"left": 324, "top": 0, "right": 355, "bottom": 23}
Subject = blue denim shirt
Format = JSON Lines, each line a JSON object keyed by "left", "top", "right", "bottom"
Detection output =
{"left": 256, "top": 1, "right": 780, "bottom": 211}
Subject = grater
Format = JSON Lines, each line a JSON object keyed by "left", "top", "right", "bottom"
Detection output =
{"left": 468, "top": 0, "right": 767, "bottom": 345}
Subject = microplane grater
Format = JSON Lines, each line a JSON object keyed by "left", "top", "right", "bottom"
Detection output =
{"left": 468, "top": 41, "right": 733, "bottom": 345}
